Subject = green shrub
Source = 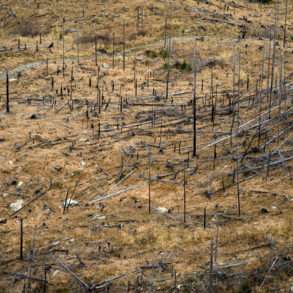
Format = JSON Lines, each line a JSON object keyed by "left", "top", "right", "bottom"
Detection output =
{"left": 159, "top": 48, "right": 169, "bottom": 59}
{"left": 145, "top": 50, "right": 158, "bottom": 58}
{"left": 163, "top": 60, "right": 192, "bottom": 73}
{"left": 174, "top": 60, "right": 192, "bottom": 72}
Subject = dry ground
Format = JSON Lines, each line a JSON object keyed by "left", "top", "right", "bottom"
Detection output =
{"left": 0, "top": 0, "right": 293, "bottom": 292}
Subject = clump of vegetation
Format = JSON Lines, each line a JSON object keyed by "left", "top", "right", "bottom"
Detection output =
{"left": 174, "top": 60, "right": 192, "bottom": 72}
{"left": 159, "top": 48, "right": 169, "bottom": 59}
{"left": 12, "top": 18, "right": 51, "bottom": 37}
{"left": 145, "top": 48, "right": 170, "bottom": 60}
{"left": 145, "top": 49, "right": 158, "bottom": 58}
{"left": 237, "top": 281, "right": 252, "bottom": 293}
{"left": 76, "top": 33, "right": 111, "bottom": 44}
{"left": 163, "top": 59, "right": 192, "bottom": 72}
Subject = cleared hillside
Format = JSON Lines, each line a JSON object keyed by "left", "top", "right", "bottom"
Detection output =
{"left": 0, "top": 0, "right": 292, "bottom": 292}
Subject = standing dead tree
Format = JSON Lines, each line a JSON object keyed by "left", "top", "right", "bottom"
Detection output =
{"left": 112, "top": 32, "right": 115, "bottom": 69}
{"left": 203, "top": 207, "right": 207, "bottom": 229}
{"left": 76, "top": 30, "right": 80, "bottom": 65}
{"left": 165, "top": 37, "right": 172, "bottom": 100}
{"left": 163, "top": 1, "right": 170, "bottom": 48}
{"left": 136, "top": 6, "right": 144, "bottom": 35}
{"left": 192, "top": 48, "right": 197, "bottom": 158}
{"left": 283, "top": 0, "right": 289, "bottom": 48}
{"left": 236, "top": 157, "right": 241, "bottom": 217}
{"left": 6, "top": 70, "right": 10, "bottom": 113}
{"left": 148, "top": 148, "right": 152, "bottom": 214}
{"left": 62, "top": 17, "right": 65, "bottom": 76}
{"left": 281, "top": 0, "right": 289, "bottom": 110}
{"left": 209, "top": 240, "right": 214, "bottom": 293}
{"left": 123, "top": 22, "right": 126, "bottom": 71}
{"left": 236, "top": 50, "right": 241, "bottom": 128}
{"left": 183, "top": 167, "right": 186, "bottom": 223}
{"left": 268, "top": 1, "right": 279, "bottom": 119}
{"left": 94, "top": 36, "right": 98, "bottom": 66}
{"left": 20, "top": 218, "right": 24, "bottom": 260}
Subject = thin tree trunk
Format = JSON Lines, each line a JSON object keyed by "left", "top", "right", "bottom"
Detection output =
{"left": 123, "top": 22, "right": 126, "bottom": 71}
{"left": 6, "top": 71, "right": 10, "bottom": 113}
{"left": 269, "top": 1, "right": 279, "bottom": 119}
{"left": 192, "top": 49, "right": 197, "bottom": 157}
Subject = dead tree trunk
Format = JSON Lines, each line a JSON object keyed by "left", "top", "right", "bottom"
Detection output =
{"left": 163, "top": 7, "right": 168, "bottom": 48}
{"left": 203, "top": 207, "right": 207, "bottom": 229}
{"left": 62, "top": 18, "right": 65, "bottom": 77}
{"left": 266, "top": 31, "right": 272, "bottom": 103}
{"left": 77, "top": 31, "right": 80, "bottom": 65}
{"left": 237, "top": 51, "right": 241, "bottom": 127}
{"left": 183, "top": 168, "right": 186, "bottom": 223}
{"left": 123, "top": 22, "right": 126, "bottom": 71}
{"left": 95, "top": 37, "right": 98, "bottom": 66}
{"left": 20, "top": 218, "right": 24, "bottom": 260}
{"left": 283, "top": 0, "right": 289, "bottom": 48}
{"left": 148, "top": 149, "right": 151, "bottom": 214}
{"left": 236, "top": 158, "right": 241, "bottom": 217}
{"left": 192, "top": 49, "right": 197, "bottom": 158}
{"left": 112, "top": 32, "right": 115, "bottom": 69}
{"left": 6, "top": 71, "right": 10, "bottom": 113}
{"left": 165, "top": 38, "right": 171, "bottom": 100}
{"left": 46, "top": 58, "right": 49, "bottom": 76}
{"left": 269, "top": 1, "right": 279, "bottom": 119}
{"left": 209, "top": 240, "right": 214, "bottom": 293}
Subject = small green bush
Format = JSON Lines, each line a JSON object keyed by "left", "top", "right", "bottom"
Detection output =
{"left": 159, "top": 48, "right": 169, "bottom": 59}
{"left": 163, "top": 60, "right": 192, "bottom": 73}
{"left": 174, "top": 60, "right": 192, "bottom": 72}
{"left": 145, "top": 50, "right": 158, "bottom": 58}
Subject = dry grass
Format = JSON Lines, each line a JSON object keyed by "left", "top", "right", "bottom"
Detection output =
{"left": 0, "top": 0, "right": 292, "bottom": 292}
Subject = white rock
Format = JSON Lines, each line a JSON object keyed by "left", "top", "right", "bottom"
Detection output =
{"left": 155, "top": 207, "right": 169, "bottom": 214}
{"left": 9, "top": 199, "right": 24, "bottom": 212}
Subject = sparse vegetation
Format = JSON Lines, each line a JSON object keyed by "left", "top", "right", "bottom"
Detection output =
{"left": 0, "top": 0, "right": 292, "bottom": 292}
{"left": 12, "top": 18, "right": 51, "bottom": 37}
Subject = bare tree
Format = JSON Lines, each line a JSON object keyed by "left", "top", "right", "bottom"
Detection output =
{"left": 192, "top": 48, "right": 197, "bottom": 158}
{"left": 6, "top": 70, "right": 10, "bottom": 113}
